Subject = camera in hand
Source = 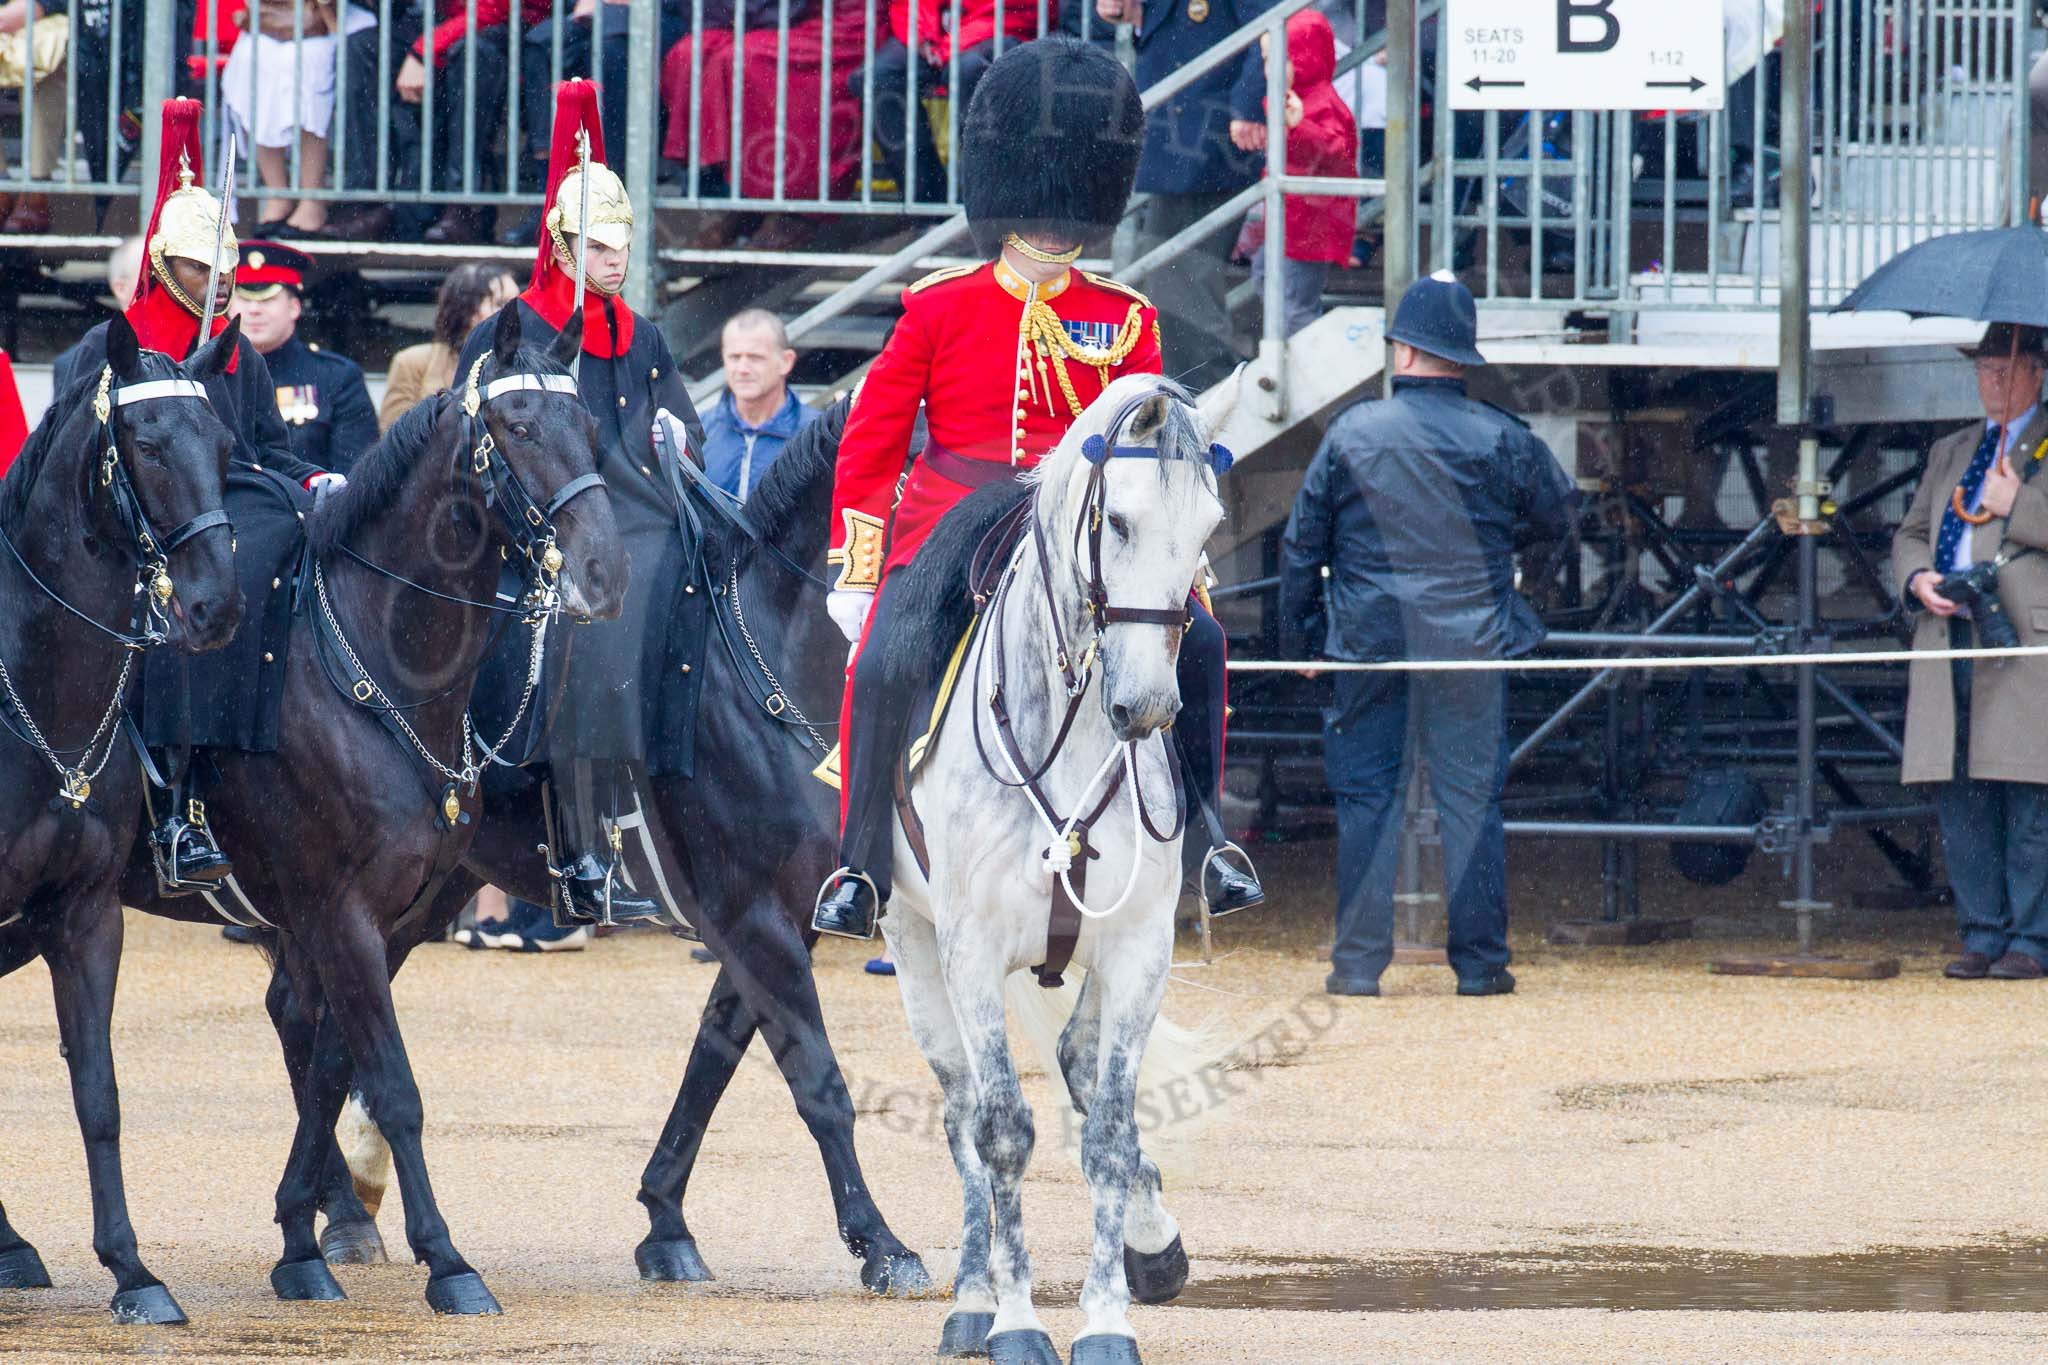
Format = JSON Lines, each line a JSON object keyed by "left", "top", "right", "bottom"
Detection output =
{"left": 1938, "top": 560, "right": 2022, "bottom": 650}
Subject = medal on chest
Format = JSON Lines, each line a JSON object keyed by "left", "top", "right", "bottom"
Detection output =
{"left": 275, "top": 383, "right": 321, "bottom": 426}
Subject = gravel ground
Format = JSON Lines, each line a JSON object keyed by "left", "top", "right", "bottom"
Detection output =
{"left": 5, "top": 838, "right": 2048, "bottom": 1362}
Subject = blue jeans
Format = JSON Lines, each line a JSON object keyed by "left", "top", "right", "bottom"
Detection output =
{"left": 1323, "top": 670, "right": 1511, "bottom": 985}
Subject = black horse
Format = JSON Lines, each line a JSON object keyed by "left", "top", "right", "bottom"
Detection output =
{"left": 294, "top": 401, "right": 933, "bottom": 1298}
{"left": 117, "top": 305, "right": 624, "bottom": 1317}
{"left": 0, "top": 317, "right": 242, "bottom": 1325}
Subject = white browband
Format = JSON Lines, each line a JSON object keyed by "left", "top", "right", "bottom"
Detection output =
{"left": 481, "top": 373, "right": 579, "bottom": 402}
{"left": 114, "top": 379, "right": 213, "bottom": 407}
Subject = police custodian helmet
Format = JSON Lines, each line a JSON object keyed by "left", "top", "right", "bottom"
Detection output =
{"left": 1386, "top": 269, "right": 1488, "bottom": 369}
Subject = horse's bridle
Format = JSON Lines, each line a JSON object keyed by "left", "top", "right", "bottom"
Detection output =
{"left": 460, "top": 354, "right": 610, "bottom": 597}
{"left": 0, "top": 364, "right": 232, "bottom": 810}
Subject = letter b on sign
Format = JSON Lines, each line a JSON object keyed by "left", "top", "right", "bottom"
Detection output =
{"left": 1558, "top": 0, "right": 1619, "bottom": 54}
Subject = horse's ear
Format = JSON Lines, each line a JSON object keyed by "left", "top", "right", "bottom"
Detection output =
{"left": 548, "top": 308, "right": 585, "bottom": 367}
{"left": 1127, "top": 393, "right": 1175, "bottom": 444}
{"left": 107, "top": 314, "right": 142, "bottom": 381}
{"left": 1196, "top": 363, "right": 1246, "bottom": 442}
{"left": 189, "top": 316, "right": 241, "bottom": 379}
{"left": 491, "top": 301, "right": 523, "bottom": 360}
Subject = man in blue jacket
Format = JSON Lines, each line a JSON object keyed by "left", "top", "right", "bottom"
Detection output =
{"left": 702, "top": 307, "right": 817, "bottom": 500}
{"left": 1098, "top": 0, "right": 1281, "bottom": 389}
{"left": 1280, "top": 273, "right": 1576, "bottom": 1001}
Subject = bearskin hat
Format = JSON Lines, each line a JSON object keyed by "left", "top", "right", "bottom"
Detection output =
{"left": 960, "top": 38, "right": 1144, "bottom": 259}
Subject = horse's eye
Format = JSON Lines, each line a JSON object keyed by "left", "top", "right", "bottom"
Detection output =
{"left": 1106, "top": 512, "right": 1131, "bottom": 541}
{"left": 510, "top": 423, "right": 533, "bottom": 440}
{"left": 134, "top": 441, "right": 166, "bottom": 466}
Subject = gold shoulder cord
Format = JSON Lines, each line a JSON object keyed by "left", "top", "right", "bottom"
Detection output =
{"left": 1017, "top": 301, "right": 1145, "bottom": 418}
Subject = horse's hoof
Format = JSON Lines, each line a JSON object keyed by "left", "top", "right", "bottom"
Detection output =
{"left": 986, "top": 1328, "right": 1062, "bottom": 1365}
{"left": 635, "top": 1237, "right": 713, "bottom": 1283}
{"left": 862, "top": 1247, "right": 934, "bottom": 1297}
{"left": 109, "top": 1283, "right": 188, "bottom": 1325}
{"left": 1123, "top": 1234, "right": 1187, "bottom": 1305}
{"left": 1068, "top": 1335, "right": 1142, "bottom": 1365}
{"left": 320, "top": 1218, "right": 388, "bottom": 1265}
{"left": 937, "top": 1309, "right": 995, "bottom": 1357}
{"left": 271, "top": 1258, "right": 347, "bottom": 1301}
{"left": 425, "top": 1270, "right": 502, "bottom": 1315}
{"left": 0, "top": 1243, "right": 52, "bottom": 1288}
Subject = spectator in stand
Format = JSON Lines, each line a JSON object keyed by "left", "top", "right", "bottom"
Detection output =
{"left": 658, "top": 0, "right": 868, "bottom": 245}
{"left": 381, "top": 261, "right": 520, "bottom": 430}
{"left": 393, "top": 0, "right": 551, "bottom": 244}
{"left": 220, "top": 1, "right": 377, "bottom": 237}
{"left": 107, "top": 234, "right": 142, "bottom": 308}
{"left": 703, "top": 307, "right": 815, "bottom": 500}
{"left": 0, "top": 0, "right": 69, "bottom": 233}
{"left": 229, "top": 239, "right": 380, "bottom": 473}
{"left": 1097, "top": 0, "right": 1278, "bottom": 389}
{"left": 860, "top": 0, "right": 1046, "bottom": 204}
{"left": 499, "top": 0, "right": 689, "bottom": 245}
{"left": 1233, "top": 11, "right": 1355, "bottom": 338}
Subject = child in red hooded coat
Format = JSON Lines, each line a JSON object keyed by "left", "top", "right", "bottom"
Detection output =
{"left": 1230, "top": 9, "right": 1359, "bottom": 337}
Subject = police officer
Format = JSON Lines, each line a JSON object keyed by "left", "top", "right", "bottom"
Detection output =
{"left": 812, "top": 38, "right": 1265, "bottom": 941}
{"left": 1279, "top": 272, "right": 1576, "bottom": 999}
{"left": 229, "top": 240, "right": 380, "bottom": 475}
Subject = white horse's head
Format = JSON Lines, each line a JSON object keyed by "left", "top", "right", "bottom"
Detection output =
{"left": 1031, "top": 375, "right": 1226, "bottom": 742}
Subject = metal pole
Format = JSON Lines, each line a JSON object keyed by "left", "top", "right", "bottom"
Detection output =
{"left": 141, "top": 2, "right": 175, "bottom": 224}
{"left": 1382, "top": 0, "right": 1415, "bottom": 398}
{"left": 626, "top": 0, "right": 660, "bottom": 314}
{"left": 1257, "top": 16, "right": 1288, "bottom": 422}
{"left": 1781, "top": 0, "right": 1820, "bottom": 955}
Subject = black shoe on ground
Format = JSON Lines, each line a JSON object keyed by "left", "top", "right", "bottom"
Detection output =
{"left": 560, "top": 854, "right": 662, "bottom": 926}
{"left": 1200, "top": 847, "right": 1265, "bottom": 917}
{"left": 1325, "top": 972, "right": 1379, "bottom": 997}
{"left": 1944, "top": 951, "right": 1994, "bottom": 980}
{"left": 221, "top": 923, "right": 263, "bottom": 945}
{"left": 1456, "top": 969, "right": 1516, "bottom": 997}
{"left": 812, "top": 870, "right": 879, "bottom": 940}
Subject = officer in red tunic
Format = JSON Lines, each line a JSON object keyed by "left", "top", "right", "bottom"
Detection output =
{"left": 813, "top": 36, "right": 1264, "bottom": 939}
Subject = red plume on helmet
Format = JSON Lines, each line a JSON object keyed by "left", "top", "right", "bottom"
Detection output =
{"left": 520, "top": 78, "right": 633, "bottom": 357}
{"left": 136, "top": 97, "right": 205, "bottom": 308}
{"left": 125, "top": 97, "right": 236, "bottom": 367}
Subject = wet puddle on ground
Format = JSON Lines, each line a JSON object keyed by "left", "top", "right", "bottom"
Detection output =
{"left": 1181, "top": 1242, "right": 2048, "bottom": 1312}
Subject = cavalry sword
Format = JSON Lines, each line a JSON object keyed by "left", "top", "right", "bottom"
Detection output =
{"left": 195, "top": 126, "right": 238, "bottom": 357}
{"left": 571, "top": 127, "right": 592, "bottom": 382}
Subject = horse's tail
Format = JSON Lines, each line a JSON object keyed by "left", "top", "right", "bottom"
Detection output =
{"left": 336, "top": 1092, "right": 392, "bottom": 1219}
{"left": 1003, "top": 969, "right": 1229, "bottom": 1166}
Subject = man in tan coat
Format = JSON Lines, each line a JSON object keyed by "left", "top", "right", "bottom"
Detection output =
{"left": 1893, "top": 322, "right": 2048, "bottom": 981}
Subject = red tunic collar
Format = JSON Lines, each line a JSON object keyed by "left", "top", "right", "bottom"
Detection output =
{"left": 123, "top": 283, "right": 238, "bottom": 373}
{"left": 522, "top": 268, "right": 634, "bottom": 359}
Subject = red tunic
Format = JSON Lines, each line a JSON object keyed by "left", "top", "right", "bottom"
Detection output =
{"left": 0, "top": 349, "right": 25, "bottom": 476}
{"left": 827, "top": 258, "right": 1161, "bottom": 588}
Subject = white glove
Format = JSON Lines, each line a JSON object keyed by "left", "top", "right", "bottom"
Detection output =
{"left": 827, "top": 588, "right": 874, "bottom": 645}
{"left": 306, "top": 471, "right": 347, "bottom": 504}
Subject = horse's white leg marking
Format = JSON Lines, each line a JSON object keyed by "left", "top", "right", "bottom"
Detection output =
{"left": 939, "top": 920, "right": 1045, "bottom": 1339}
{"left": 1054, "top": 970, "right": 1179, "bottom": 1259}
{"left": 1073, "top": 918, "right": 1172, "bottom": 1343}
{"left": 884, "top": 910, "right": 995, "bottom": 1315}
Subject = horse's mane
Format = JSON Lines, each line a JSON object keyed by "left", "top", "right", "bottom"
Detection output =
{"left": 0, "top": 346, "right": 183, "bottom": 525}
{"left": 305, "top": 341, "right": 566, "bottom": 557}
{"left": 739, "top": 395, "right": 847, "bottom": 554}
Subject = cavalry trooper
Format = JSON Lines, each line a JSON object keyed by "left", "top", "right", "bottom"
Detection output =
{"left": 52, "top": 98, "right": 343, "bottom": 890}
{"left": 811, "top": 37, "right": 1265, "bottom": 941}
{"left": 230, "top": 240, "right": 381, "bottom": 475}
{"left": 456, "top": 78, "right": 707, "bottom": 925}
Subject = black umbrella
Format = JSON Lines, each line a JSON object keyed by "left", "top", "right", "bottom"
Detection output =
{"left": 1834, "top": 226, "right": 2048, "bottom": 325}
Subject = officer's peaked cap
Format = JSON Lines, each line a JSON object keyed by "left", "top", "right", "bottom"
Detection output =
{"left": 961, "top": 38, "right": 1144, "bottom": 259}
{"left": 1386, "top": 270, "right": 1486, "bottom": 368}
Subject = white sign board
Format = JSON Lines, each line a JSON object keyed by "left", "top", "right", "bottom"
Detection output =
{"left": 1445, "top": 0, "right": 1726, "bottom": 112}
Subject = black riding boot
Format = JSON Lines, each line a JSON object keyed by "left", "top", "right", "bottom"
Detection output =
{"left": 814, "top": 579, "right": 919, "bottom": 941}
{"left": 551, "top": 761, "right": 661, "bottom": 926}
{"left": 1178, "top": 600, "right": 1264, "bottom": 917}
{"left": 150, "top": 760, "right": 232, "bottom": 892}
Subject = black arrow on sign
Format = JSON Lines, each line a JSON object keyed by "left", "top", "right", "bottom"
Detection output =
{"left": 1645, "top": 76, "right": 1707, "bottom": 92}
{"left": 1464, "top": 76, "right": 1526, "bottom": 92}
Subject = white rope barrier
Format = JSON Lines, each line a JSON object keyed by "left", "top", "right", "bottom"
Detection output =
{"left": 1227, "top": 642, "right": 2048, "bottom": 674}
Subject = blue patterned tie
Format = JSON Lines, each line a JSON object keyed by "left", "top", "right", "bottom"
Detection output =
{"left": 1935, "top": 425, "right": 2002, "bottom": 573}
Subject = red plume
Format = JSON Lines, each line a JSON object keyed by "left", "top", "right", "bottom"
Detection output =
{"left": 137, "top": 98, "right": 205, "bottom": 307}
{"left": 532, "top": 79, "right": 608, "bottom": 289}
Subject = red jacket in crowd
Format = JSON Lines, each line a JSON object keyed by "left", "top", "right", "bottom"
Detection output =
{"left": 1273, "top": 10, "right": 1358, "bottom": 264}
{"left": 888, "top": 0, "right": 1052, "bottom": 63}
{"left": 0, "top": 349, "right": 26, "bottom": 476}
{"left": 413, "top": 0, "right": 552, "bottom": 67}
